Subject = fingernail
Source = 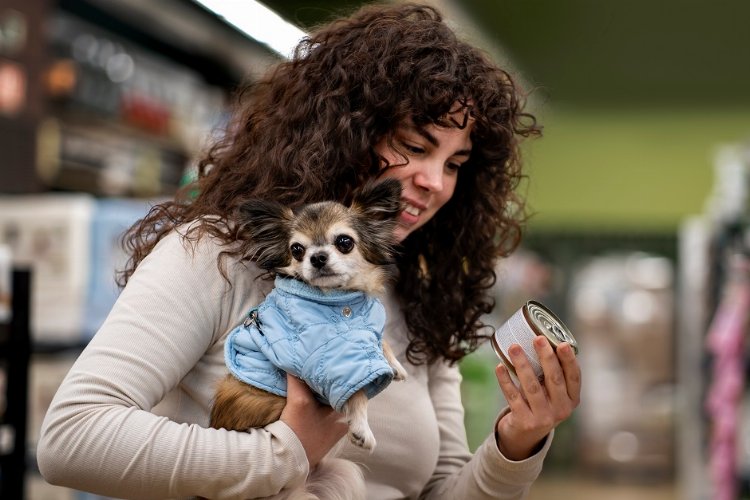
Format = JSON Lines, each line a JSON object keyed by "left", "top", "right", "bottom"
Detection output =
{"left": 509, "top": 344, "right": 522, "bottom": 356}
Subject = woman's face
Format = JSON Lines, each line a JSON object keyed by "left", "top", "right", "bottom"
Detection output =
{"left": 376, "top": 115, "right": 473, "bottom": 242}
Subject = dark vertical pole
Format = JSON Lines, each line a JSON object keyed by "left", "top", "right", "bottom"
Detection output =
{"left": 1, "top": 269, "right": 31, "bottom": 499}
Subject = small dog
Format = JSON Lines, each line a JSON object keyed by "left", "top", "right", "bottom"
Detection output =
{"left": 210, "top": 178, "right": 407, "bottom": 500}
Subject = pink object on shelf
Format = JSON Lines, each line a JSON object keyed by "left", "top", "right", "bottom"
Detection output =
{"left": 705, "top": 253, "right": 750, "bottom": 500}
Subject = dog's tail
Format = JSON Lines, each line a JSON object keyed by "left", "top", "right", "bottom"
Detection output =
{"left": 305, "top": 457, "right": 365, "bottom": 500}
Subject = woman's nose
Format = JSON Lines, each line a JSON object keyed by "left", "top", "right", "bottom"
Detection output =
{"left": 413, "top": 162, "right": 444, "bottom": 192}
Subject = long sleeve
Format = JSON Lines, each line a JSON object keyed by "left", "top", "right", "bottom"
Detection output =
{"left": 420, "top": 360, "right": 552, "bottom": 500}
{"left": 337, "top": 289, "right": 553, "bottom": 499}
{"left": 36, "top": 230, "right": 309, "bottom": 499}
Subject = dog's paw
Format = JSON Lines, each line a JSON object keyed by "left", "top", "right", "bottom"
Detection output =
{"left": 391, "top": 360, "right": 408, "bottom": 381}
{"left": 348, "top": 422, "right": 376, "bottom": 451}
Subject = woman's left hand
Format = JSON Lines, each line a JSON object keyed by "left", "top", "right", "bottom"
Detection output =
{"left": 494, "top": 336, "right": 582, "bottom": 461}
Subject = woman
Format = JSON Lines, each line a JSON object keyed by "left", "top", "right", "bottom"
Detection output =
{"left": 37, "top": 3, "right": 581, "bottom": 499}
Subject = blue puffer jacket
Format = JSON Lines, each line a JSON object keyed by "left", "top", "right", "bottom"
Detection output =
{"left": 224, "top": 276, "right": 395, "bottom": 412}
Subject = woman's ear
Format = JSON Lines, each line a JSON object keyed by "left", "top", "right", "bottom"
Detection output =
{"left": 351, "top": 178, "right": 402, "bottom": 221}
{"left": 238, "top": 200, "right": 294, "bottom": 269}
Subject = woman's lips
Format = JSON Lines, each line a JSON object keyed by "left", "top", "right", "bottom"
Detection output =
{"left": 400, "top": 200, "right": 424, "bottom": 225}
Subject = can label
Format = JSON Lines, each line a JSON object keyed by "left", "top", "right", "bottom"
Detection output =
{"left": 491, "top": 301, "right": 577, "bottom": 383}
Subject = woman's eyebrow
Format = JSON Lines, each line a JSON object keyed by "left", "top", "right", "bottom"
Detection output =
{"left": 414, "top": 127, "right": 438, "bottom": 146}
{"left": 413, "top": 127, "right": 472, "bottom": 156}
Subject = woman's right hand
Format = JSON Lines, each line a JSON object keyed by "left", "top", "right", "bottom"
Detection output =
{"left": 280, "top": 374, "right": 348, "bottom": 467}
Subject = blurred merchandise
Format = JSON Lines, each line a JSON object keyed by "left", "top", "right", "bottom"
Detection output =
{"left": 0, "top": 194, "right": 94, "bottom": 343}
{"left": 487, "top": 250, "right": 555, "bottom": 329}
{"left": 84, "top": 197, "right": 153, "bottom": 339}
{"left": 0, "top": 8, "right": 29, "bottom": 117}
{"left": 36, "top": 117, "right": 189, "bottom": 197}
{"left": 0, "top": 244, "right": 10, "bottom": 323}
{"left": 569, "top": 252, "right": 675, "bottom": 480}
{"left": 46, "top": 11, "right": 228, "bottom": 147}
{"left": 680, "top": 141, "right": 750, "bottom": 500}
{"left": 1, "top": 0, "right": 257, "bottom": 196}
{"left": 675, "top": 216, "right": 713, "bottom": 500}
{"left": 36, "top": 11, "right": 228, "bottom": 196}
{"left": 0, "top": 195, "right": 152, "bottom": 344}
{"left": 0, "top": 8, "right": 27, "bottom": 57}
{"left": 0, "top": 59, "right": 26, "bottom": 116}
{"left": 704, "top": 252, "right": 750, "bottom": 500}
{"left": 703, "top": 143, "right": 750, "bottom": 225}
{"left": 0, "top": 1, "right": 274, "bottom": 496}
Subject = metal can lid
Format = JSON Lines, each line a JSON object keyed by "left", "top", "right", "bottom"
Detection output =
{"left": 523, "top": 301, "right": 579, "bottom": 354}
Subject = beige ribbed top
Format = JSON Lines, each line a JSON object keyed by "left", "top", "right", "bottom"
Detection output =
{"left": 37, "top": 229, "right": 551, "bottom": 499}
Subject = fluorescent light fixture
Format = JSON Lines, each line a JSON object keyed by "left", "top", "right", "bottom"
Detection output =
{"left": 194, "top": 0, "right": 307, "bottom": 58}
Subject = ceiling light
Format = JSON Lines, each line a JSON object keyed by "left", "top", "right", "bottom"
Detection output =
{"left": 193, "top": 0, "right": 307, "bottom": 59}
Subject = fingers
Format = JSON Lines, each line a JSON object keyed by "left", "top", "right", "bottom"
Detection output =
{"left": 533, "top": 336, "right": 575, "bottom": 421}
{"left": 508, "top": 343, "right": 550, "bottom": 411}
{"left": 494, "top": 339, "right": 582, "bottom": 462}
{"left": 499, "top": 339, "right": 582, "bottom": 423}
{"left": 534, "top": 338, "right": 582, "bottom": 420}
{"left": 557, "top": 342, "right": 582, "bottom": 404}
{"left": 495, "top": 363, "right": 530, "bottom": 417}
{"left": 495, "top": 343, "right": 550, "bottom": 419}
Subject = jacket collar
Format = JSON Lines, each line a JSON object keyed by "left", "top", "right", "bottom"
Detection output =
{"left": 274, "top": 275, "right": 366, "bottom": 305}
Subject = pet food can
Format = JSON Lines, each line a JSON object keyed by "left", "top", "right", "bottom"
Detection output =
{"left": 490, "top": 301, "right": 578, "bottom": 383}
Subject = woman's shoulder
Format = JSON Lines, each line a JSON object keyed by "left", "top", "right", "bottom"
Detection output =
{"left": 150, "top": 219, "right": 236, "bottom": 260}
{"left": 142, "top": 219, "right": 261, "bottom": 286}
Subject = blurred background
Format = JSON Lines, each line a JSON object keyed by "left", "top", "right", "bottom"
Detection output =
{"left": 0, "top": 0, "right": 749, "bottom": 498}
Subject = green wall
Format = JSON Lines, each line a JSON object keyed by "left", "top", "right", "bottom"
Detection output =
{"left": 522, "top": 107, "right": 750, "bottom": 232}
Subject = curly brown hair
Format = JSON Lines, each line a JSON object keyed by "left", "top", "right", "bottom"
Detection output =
{"left": 118, "top": 3, "right": 541, "bottom": 365}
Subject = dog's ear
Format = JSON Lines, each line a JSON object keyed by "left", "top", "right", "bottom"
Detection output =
{"left": 238, "top": 199, "right": 294, "bottom": 270}
{"left": 349, "top": 179, "right": 402, "bottom": 265}
{"left": 351, "top": 178, "right": 402, "bottom": 221}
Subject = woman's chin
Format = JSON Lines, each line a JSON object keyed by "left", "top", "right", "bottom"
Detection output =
{"left": 394, "top": 226, "right": 411, "bottom": 243}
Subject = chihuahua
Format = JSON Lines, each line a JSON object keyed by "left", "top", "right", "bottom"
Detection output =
{"left": 209, "top": 178, "right": 407, "bottom": 500}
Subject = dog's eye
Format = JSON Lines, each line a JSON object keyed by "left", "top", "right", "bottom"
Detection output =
{"left": 335, "top": 235, "right": 354, "bottom": 254}
{"left": 290, "top": 243, "right": 305, "bottom": 261}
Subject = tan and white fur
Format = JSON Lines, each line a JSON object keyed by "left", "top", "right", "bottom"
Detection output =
{"left": 209, "top": 178, "right": 407, "bottom": 500}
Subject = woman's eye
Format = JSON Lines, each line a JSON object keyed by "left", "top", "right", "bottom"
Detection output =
{"left": 446, "top": 162, "right": 462, "bottom": 172}
{"left": 335, "top": 235, "right": 355, "bottom": 254}
{"left": 402, "top": 143, "right": 425, "bottom": 155}
{"left": 290, "top": 243, "right": 305, "bottom": 261}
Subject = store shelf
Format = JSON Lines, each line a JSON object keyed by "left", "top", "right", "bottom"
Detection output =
{"left": 0, "top": 2, "right": 283, "bottom": 497}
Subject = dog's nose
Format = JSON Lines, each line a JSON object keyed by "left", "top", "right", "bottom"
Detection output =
{"left": 310, "top": 252, "right": 328, "bottom": 269}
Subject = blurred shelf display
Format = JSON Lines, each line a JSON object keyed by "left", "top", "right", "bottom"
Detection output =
{"left": 461, "top": 234, "right": 680, "bottom": 478}
{"left": 1, "top": 0, "right": 277, "bottom": 195}
{"left": 677, "top": 141, "right": 750, "bottom": 500}
{"left": 569, "top": 252, "right": 676, "bottom": 481}
{"left": 0, "top": 0, "right": 277, "bottom": 339}
{"left": 0, "top": 0, "right": 279, "bottom": 497}
{"left": 0, "top": 194, "right": 158, "bottom": 344}
{"left": 40, "top": 10, "right": 228, "bottom": 196}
